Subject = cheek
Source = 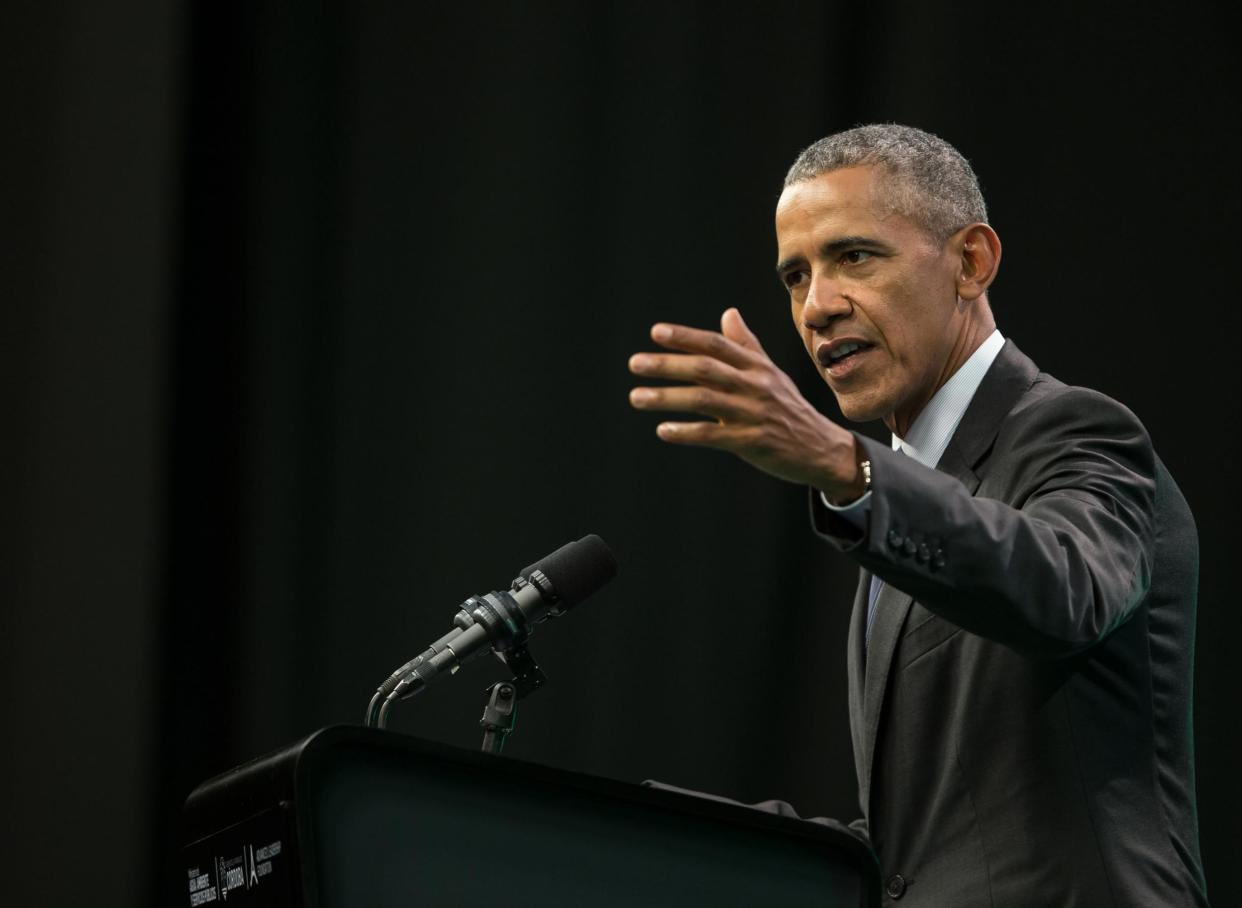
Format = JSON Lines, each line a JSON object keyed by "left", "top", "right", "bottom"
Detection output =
{"left": 866, "top": 277, "right": 929, "bottom": 363}
{"left": 790, "top": 302, "right": 812, "bottom": 349}
{"left": 882, "top": 326, "right": 927, "bottom": 384}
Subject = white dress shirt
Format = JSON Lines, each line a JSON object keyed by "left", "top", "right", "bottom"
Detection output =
{"left": 822, "top": 329, "right": 1005, "bottom": 521}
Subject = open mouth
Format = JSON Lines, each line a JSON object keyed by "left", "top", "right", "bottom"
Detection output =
{"left": 817, "top": 340, "right": 875, "bottom": 370}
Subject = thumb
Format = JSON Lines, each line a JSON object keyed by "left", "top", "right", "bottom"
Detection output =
{"left": 721, "top": 307, "right": 767, "bottom": 355}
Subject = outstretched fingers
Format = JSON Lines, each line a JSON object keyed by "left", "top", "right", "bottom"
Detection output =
{"left": 627, "top": 351, "right": 745, "bottom": 390}
{"left": 648, "top": 320, "right": 758, "bottom": 369}
{"left": 627, "top": 310, "right": 856, "bottom": 490}
{"left": 654, "top": 419, "right": 759, "bottom": 450}
{"left": 719, "top": 307, "right": 769, "bottom": 357}
{"left": 629, "top": 309, "right": 785, "bottom": 432}
{"left": 628, "top": 383, "right": 758, "bottom": 422}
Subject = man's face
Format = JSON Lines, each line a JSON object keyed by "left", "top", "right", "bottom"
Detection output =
{"left": 774, "top": 165, "right": 968, "bottom": 434}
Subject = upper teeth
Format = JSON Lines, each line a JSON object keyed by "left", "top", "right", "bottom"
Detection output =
{"left": 831, "top": 342, "right": 862, "bottom": 361}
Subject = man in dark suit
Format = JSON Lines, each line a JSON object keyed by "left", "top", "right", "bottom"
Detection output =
{"left": 628, "top": 125, "right": 1208, "bottom": 905}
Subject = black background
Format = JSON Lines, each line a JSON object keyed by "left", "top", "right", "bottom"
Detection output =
{"left": 3, "top": 2, "right": 1239, "bottom": 906}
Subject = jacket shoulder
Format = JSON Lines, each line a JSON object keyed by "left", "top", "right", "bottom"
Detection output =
{"left": 1003, "top": 373, "right": 1153, "bottom": 449}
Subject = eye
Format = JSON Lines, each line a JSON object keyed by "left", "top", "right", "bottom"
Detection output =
{"left": 842, "top": 249, "right": 874, "bottom": 265}
{"left": 782, "top": 270, "right": 808, "bottom": 290}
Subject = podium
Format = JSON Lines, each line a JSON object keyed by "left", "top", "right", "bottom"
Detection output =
{"left": 183, "top": 726, "right": 879, "bottom": 906}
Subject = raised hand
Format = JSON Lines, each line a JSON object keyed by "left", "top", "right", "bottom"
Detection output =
{"left": 628, "top": 308, "right": 865, "bottom": 502}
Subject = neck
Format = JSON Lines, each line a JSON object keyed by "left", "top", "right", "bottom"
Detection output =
{"left": 885, "top": 300, "right": 995, "bottom": 438}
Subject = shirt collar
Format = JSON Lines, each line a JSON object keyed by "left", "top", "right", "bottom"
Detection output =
{"left": 892, "top": 330, "right": 1005, "bottom": 468}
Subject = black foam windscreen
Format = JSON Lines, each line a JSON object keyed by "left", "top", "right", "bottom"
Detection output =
{"left": 520, "top": 534, "right": 617, "bottom": 610}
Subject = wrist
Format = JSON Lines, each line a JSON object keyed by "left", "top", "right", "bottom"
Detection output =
{"left": 819, "top": 433, "right": 869, "bottom": 505}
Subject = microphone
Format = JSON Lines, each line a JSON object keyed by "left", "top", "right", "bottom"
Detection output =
{"left": 366, "top": 535, "right": 617, "bottom": 727}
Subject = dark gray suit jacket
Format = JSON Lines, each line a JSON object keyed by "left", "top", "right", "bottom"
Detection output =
{"left": 812, "top": 341, "right": 1208, "bottom": 906}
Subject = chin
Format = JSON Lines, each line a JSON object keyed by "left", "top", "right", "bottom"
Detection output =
{"left": 831, "top": 390, "right": 891, "bottom": 426}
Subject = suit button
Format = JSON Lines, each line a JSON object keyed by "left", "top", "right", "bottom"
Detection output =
{"left": 902, "top": 538, "right": 917, "bottom": 557}
{"left": 887, "top": 529, "right": 904, "bottom": 549}
{"left": 932, "top": 549, "right": 946, "bottom": 570}
{"left": 885, "top": 874, "right": 907, "bottom": 899}
{"left": 916, "top": 543, "right": 930, "bottom": 564}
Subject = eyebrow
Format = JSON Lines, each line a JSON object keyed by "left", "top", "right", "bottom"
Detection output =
{"left": 774, "top": 235, "right": 895, "bottom": 276}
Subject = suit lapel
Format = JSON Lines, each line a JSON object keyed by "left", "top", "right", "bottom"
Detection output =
{"left": 859, "top": 580, "right": 914, "bottom": 814}
{"left": 855, "top": 339, "right": 1040, "bottom": 815}
{"left": 934, "top": 339, "right": 1039, "bottom": 487}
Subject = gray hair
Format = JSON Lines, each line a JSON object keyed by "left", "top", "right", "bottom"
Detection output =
{"left": 784, "top": 124, "right": 987, "bottom": 240}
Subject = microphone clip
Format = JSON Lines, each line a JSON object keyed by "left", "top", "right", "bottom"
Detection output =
{"left": 492, "top": 643, "right": 546, "bottom": 699}
{"left": 479, "top": 644, "right": 546, "bottom": 755}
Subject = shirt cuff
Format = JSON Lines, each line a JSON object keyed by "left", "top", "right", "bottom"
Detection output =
{"left": 819, "top": 489, "right": 872, "bottom": 534}
{"left": 821, "top": 488, "right": 871, "bottom": 512}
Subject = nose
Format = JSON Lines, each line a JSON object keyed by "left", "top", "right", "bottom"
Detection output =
{"left": 802, "top": 273, "right": 852, "bottom": 329}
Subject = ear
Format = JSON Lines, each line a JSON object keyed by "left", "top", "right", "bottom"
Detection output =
{"left": 953, "top": 223, "right": 1002, "bottom": 302}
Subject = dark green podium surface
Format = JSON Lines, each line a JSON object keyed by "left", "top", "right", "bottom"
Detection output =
{"left": 183, "top": 726, "right": 878, "bottom": 907}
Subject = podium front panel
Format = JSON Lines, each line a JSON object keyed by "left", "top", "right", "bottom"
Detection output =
{"left": 184, "top": 727, "right": 877, "bottom": 907}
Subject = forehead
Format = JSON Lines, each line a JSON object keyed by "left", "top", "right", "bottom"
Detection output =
{"left": 775, "top": 165, "right": 916, "bottom": 250}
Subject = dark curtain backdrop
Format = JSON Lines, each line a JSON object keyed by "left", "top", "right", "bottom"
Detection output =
{"left": 4, "top": 2, "right": 1239, "bottom": 907}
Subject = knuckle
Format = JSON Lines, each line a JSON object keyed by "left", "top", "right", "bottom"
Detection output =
{"left": 747, "top": 373, "right": 774, "bottom": 400}
{"left": 758, "top": 371, "right": 785, "bottom": 398}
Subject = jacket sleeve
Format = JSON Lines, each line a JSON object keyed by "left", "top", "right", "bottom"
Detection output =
{"left": 813, "top": 386, "right": 1157, "bottom": 659}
